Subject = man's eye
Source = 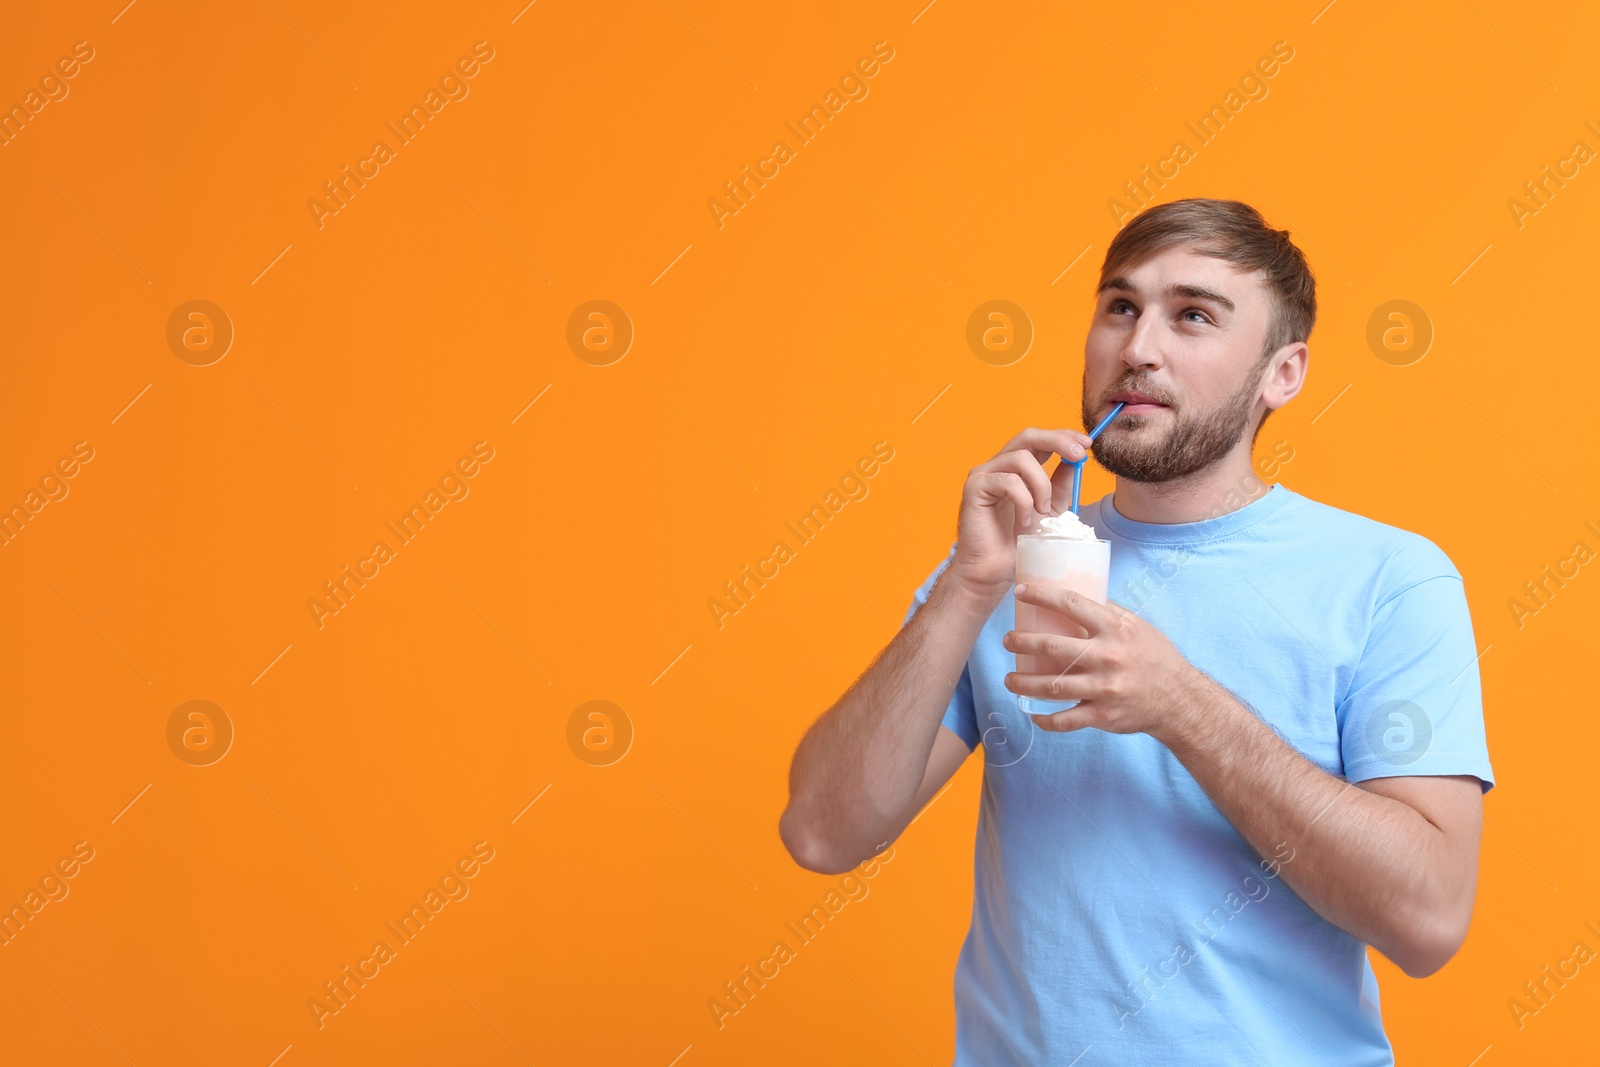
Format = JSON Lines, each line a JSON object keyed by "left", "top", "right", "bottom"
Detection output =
{"left": 1182, "top": 308, "right": 1211, "bottom": 324}
{"left": 1109, "top": 299, "right": 1134, "bottom": 314}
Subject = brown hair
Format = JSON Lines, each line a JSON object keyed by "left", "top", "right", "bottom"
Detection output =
{"left": 1098, "top": 197, "right": 1316, "bottom": 366}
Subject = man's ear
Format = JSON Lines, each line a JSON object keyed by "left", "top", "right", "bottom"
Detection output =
{"left": 1261, "top": 341, "right": 1308, "bottom": 411}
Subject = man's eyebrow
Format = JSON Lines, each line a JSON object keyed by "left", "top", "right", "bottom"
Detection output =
{"left": 1097, "top": 276, "right": 1236, "bottom": 313}
{"left": 1170, "top": 283, "right": 1235, "bottom": 312}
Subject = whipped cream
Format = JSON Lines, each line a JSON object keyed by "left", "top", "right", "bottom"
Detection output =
{"left": 1032, "top": 509, "right": 1098, "bottom": 541}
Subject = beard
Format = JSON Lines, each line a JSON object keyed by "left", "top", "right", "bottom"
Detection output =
{"left": 1081, "top": 366, "right": 1261, "bottom": 484}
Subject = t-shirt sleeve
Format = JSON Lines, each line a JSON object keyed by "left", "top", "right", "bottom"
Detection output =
{"left": 903, "top": 541, "right": 981, "bottom": 751}
{"left": 1337, "top": 567, "right": 1495, "bottom": 792}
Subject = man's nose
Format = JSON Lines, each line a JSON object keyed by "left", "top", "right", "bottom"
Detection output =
{"left": 1120, "top": 317, "right": 1164, "bottom": 371}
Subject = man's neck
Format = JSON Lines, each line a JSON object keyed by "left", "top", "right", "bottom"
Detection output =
{"left": 1110, "top": 448, "right": 1267, "bottom": 525}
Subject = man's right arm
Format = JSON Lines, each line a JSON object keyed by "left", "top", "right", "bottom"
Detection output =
{"left": 778, "top": 426, "right": 1096, "bottom": 875}
{"left": 777, "top": 568, "right": 992, "bottom": 874}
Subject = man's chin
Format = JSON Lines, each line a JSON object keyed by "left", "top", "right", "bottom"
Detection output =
{"left": 1094, "top": 445, "right": 1173, "bottom": 483}
{"left": 1092, "top": 427, "right": 1202, "bottom": 483}
{"left": 1096, "top": 459, "right": 1180, "bottom": 484}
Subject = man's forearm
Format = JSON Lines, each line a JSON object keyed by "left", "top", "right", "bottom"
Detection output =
{"left": 780, "top": 569, "right": 993, "bottom": 872}
{"left": 1157, "top": 670, "right": 1469, "bottom": 976}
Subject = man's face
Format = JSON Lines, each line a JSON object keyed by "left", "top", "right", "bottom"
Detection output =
{"left": 1080, "top": 245, "right": 1275, "bottom": 483}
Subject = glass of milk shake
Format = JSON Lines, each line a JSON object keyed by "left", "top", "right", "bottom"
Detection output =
{"left": 1015, "top": 510, "right": 1111, "bottom": 717}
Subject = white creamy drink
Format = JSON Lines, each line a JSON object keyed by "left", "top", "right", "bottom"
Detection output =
{"left": 1015, "top": 511, "right": 1112, "bottom": 712}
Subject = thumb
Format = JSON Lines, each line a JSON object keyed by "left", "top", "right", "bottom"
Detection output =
{"left": 1048, "top": 459, "right": 1082, "bottom": 516}
{"left": 1032, "top": 702, "right": 1096, "bottom": 733}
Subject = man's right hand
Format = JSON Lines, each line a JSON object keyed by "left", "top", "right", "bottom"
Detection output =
{"left": 948, "top": 427, "right": 1096, "bottom": 606}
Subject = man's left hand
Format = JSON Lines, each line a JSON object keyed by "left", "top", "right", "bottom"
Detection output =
{"left": 1002, "top": 583, "right": 1206, "bottom": 739}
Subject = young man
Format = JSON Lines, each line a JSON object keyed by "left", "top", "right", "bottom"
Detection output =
{"left": 778, "top": 198, "right": 1494, "bottom": 1064}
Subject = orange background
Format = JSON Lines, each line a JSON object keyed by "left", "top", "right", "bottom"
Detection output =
{"left": 2, "top": 0, "right": 1596, "bottom": 1063}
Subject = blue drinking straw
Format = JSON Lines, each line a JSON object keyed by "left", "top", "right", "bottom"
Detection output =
{"left": 1069, "top": 402, "right": 1126, "bottom": 515}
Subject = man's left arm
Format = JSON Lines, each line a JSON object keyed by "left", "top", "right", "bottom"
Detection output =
{"left": 1151, "top": 672, "right": 1481, "bottom": 978}
{"left": 1005, "top": 582, "right": 1487, "bottom": 979}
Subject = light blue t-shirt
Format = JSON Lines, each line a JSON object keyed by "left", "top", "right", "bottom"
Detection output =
{"left": 902, "top": 484, "right": 1494, "bottom": 1066}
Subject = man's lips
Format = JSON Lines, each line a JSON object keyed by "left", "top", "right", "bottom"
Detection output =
{"left": 1108, "top": 391, "right": 1169, "bottom": 415}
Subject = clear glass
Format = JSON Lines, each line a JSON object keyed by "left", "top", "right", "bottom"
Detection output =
{"left": 1014, "top": 534, "right": 1111, "bottom": 717}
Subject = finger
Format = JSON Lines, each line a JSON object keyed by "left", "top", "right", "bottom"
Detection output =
{"left": 977, "top": 450, "right": 1054, "bottom": 517}
{"left": 993, "top": 427, "right": 1092, "bottom": 469}
{"left": 974, "top": 471, "right": 1041, "bottom": 532}
{"left": 1030, "top": 703, "right": 1098, "bottom": 733}
{"left": 1047, "top": 458, "right": 1081, "bottom": 516}
{"left": 1004, "top": 670, "right": 1092, "bottom": 702}
{"left": 1014, "top": 584, "right": 1116, "bottom": 636}
{"left": 1002, "top": 629, "right": 1093, "bottom": 669}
